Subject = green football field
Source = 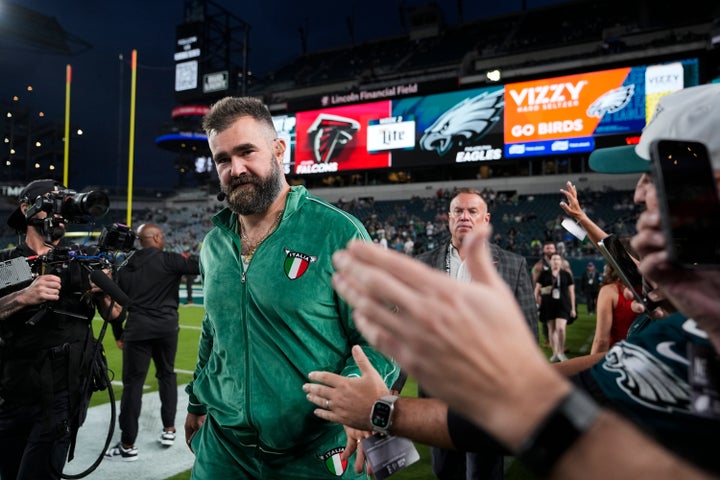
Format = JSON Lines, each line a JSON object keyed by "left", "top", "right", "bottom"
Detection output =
{"left": 93, "top": 303, "right": 597, "bottom": 480}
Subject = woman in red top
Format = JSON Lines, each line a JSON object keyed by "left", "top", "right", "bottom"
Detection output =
{"left": 591, "top": 264, "right": 639, "bottom": 354}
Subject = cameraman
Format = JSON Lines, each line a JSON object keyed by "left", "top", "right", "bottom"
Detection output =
{"left": 0, "top": 179, "right": 121, "bottom": 480}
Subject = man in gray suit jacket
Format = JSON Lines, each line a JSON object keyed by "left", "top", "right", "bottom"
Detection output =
{"left": 416, "top": 188, "right": 538, "bottom": 480}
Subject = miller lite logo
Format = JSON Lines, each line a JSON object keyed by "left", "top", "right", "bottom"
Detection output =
{"left": 283, "top": 249, "right": 317, "bottom": 280}
{"left": 307, "top": 113, "right": 360, "bottom": 164}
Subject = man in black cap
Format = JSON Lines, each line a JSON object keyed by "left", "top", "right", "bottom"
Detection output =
{"left": 0, "top": 179, "right": 122, "bottom": 479}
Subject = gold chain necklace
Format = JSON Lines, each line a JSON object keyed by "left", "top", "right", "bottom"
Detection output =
{"left": 239, "top": 210, "right": 283, "bottom": 261}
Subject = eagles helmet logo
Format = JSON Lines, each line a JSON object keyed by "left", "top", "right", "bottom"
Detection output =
{"left": 586, "top": 84, "right": 635, "bottom": 118}
{"left": 307, "top": 113, "right": 360, "bottom": 164}
{"left": 602, "top": 341, "right": 691, "bottom": 413}
{"left": 420, "top": 89, "right": 504, "bottom": 156}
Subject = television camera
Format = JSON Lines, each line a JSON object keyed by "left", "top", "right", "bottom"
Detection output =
{"left": 30, "top": 223, "right": 135, "bottom": 298}
{"left": 12, "top": 188, "right": 132, "bottom": 300}
{"left": 0, "top": 222, "right": 136, "bottom": 327}
{"left": 0, "top": 198, "right": 136, "bottom": 321}
{"left": 25, "top": 187, "right": 111, "bottom": 224}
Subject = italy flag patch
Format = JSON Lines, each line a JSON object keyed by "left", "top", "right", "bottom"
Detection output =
{"left": 320, "top": 447, "right": 347, "bottom": 476}
{"left": 283, "top": 249, "right": 317, "bottom": 280}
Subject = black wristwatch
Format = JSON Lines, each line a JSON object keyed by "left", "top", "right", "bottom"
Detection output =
{"left": 370, "top": 395, "right": 399, "bottom": 435}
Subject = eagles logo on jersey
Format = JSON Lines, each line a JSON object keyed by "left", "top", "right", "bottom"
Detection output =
{"left": 420, "top": 89, "right": 504, "bottom": 156}
{"left": 307, "top": 113, "right": 360, "bottom": 164}
{"left": 587, "top": 84, "right": 635, "bottom": 118}
{"left": 602, "top": 340, "right": 691, "bottom": 413}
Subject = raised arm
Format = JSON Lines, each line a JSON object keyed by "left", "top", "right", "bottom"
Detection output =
{"left": 329, "top": 229, "right": 714, "bottom": 479}
{"left": 559, "top": 181, "right": 609, "bottom": 247}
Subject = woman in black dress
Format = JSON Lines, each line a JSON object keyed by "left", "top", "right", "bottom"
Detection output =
{"left": 534, "top": 253, "right": 576, "bottom": 362}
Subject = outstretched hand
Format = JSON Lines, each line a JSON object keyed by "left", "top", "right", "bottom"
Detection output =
{"left": 331, "top": 225, "right": 569, "bottom": 450}
{"left": 559, "top": 181, "right": 584, "bottom": 219}
{"left": 304, "top": 345, "right": 389, "bottom": 431}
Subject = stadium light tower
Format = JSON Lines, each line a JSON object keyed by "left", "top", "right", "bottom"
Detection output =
{"left": 156, "top": 0, "right": 251, "bottom": 188}
{"left": 174, "top": 0, "right": 251, "bottom": 100}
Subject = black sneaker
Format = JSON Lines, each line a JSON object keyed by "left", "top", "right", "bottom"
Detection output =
{"left": 159, "top": 429, "right": 176, "bottom": 447}
{"left": 105, "top": 442, "right": 138, "bottom": 462}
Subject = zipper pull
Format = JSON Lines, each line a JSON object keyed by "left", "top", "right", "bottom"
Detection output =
{"left": 241, "top": 271, "right": 246, "bottom": 283}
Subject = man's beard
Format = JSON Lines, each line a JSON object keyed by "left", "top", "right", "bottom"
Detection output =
{"left": 222, "top": 157, "right": 284, "bottom": 215}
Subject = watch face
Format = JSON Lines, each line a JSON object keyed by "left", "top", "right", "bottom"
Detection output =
{"left": 371, "top": 402, "right": 392, "bottom": 429}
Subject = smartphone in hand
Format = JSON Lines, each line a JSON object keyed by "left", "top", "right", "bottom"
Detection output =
{"left": 597, "top": 234, "right": 654, "bottom": 310}
{"left": 650, "top": 139, "right": 720, "bottom": 268}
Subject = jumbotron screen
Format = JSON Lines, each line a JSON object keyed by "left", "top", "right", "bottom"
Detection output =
{"left": 274, "top": 58, "right": 699, "bottom": 174}
{"left": 294, "top": 101, "right": 393, "bottom": 174}
{"left": 503, "top": 59, "right": 699, "bottom": 157}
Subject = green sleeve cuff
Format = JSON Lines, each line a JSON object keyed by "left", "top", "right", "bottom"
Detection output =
{"left": 187, "top": 402, "right": 207, "bottom": 415}
{"left": 185, "top": 385, "right": 207, "bottom": 415}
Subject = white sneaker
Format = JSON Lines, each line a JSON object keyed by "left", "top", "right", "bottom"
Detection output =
{"left": 159, "top": 429, "right": 176, "bottom": 447}
{"left": 549, "top": 354, "right": 559, "bottom": 363}
{"left": 105, "top": 442, "right": 138, "bottom": 461}
{"left": 557, "top": 353, "right": 569, "bottom": 362}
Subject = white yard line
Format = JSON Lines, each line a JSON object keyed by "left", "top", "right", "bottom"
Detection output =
{"left": 66, "top": 386, "right": 195, "bottom": 479}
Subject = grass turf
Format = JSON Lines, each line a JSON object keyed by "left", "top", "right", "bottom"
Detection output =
{"left": 93, "top": 303, "right": 597, "bottom": 479}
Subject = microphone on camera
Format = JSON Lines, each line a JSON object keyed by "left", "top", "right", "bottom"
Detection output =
{"left": 90, "top": 270, "right": 130, "bottom": 307}
{"left": 216, "top": 191, "right": 227, "bottom": 202}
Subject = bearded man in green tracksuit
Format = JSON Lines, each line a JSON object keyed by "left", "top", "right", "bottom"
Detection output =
{"left": 184, "top": 96, "right": 398, "bottom": 479}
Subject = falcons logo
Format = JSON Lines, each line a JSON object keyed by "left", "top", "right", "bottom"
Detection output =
{"left": 587, "top": 84, "right": 635, "bottom": 118}
{"left": 307, "top": 114, "right": 360, "bottom": 164}
{"left": 420, "top": 89, "right": 504, "bottom": 156}
{"left": 602, "top": 341, "right": 691, "bottom": 413}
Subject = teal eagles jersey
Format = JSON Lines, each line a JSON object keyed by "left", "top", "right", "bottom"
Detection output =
{"left": 186, "top": 186, "right": 399, "bottom": 454}
{"left": 590, "top": 312, "right": 720, "bottom": 473}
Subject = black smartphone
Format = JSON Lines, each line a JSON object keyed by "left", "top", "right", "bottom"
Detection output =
{"left": 597, "top": 234, "right": 652, "bottom": 310}
{"left": 650, "top": 139, "right": 720, "bottom": 268}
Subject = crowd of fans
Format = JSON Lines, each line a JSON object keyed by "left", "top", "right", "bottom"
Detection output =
{"left": 0, "top": 185, "right": 638, "bottom": 267}
{"left": 336, "top": 186, "right": 638, "bottom": 260}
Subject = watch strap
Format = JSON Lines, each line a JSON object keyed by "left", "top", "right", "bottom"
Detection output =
{"left": 515, "top": 388, "right": 600, "bottom": 477}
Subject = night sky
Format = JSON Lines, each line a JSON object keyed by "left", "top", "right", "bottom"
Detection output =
{"left": 0, "top": 0, "right": 563, "bottom": 191}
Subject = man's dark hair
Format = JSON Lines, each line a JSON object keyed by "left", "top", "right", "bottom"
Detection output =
{"left": 202, "top": 97, "right": 275, "bottom": 136}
